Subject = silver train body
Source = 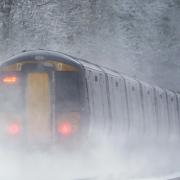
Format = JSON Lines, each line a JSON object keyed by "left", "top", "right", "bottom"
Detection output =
{"left": 0, "top": 50, "right": 179, "bottom": 146}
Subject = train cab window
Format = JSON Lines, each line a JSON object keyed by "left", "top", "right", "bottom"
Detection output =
{"left": 55, "top": 71, "right": 81, "bottom": 114}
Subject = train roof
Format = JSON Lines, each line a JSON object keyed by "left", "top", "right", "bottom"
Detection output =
{"left": 0, "top": 50, "right": 82, "bottom": 69}
{"left": 1, "top": 50, "right": 180, "bottom": 96}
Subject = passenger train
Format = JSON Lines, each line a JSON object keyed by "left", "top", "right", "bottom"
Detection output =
{"left": 0, "top": 50, "right": 179, "bottom": 147}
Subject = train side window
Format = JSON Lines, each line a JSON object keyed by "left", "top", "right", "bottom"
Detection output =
{"left": 115, "top": 81, "right": 118, "bottom": 87}
{"left": 95, "top": 75, "right": 98, "bottom": 82}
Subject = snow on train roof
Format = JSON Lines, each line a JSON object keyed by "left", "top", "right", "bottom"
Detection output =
{"left": 101, "top": 67, "right": 120, "bottom": 77}
{"left": 99, "top": 64, "right": 179, "bottom": 96}
{"left": 77, "top": 58, "right": 102, "bottom": 71}
{"left": 166, "top": 89, "right": 177, "bottom": 96}
{"left": 1, "top": 50, "right": 82, "bottom": 68}
{"left": 78, "top": 58, "right": 161, "bottom": 90}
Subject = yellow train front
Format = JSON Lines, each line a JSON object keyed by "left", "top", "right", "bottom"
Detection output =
{"left": 0, "top": 50, "right": 87, "bottom": 148}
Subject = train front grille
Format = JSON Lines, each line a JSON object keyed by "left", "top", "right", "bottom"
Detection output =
{"left": 26, "top": 72, "right": 51, "bottom": 143}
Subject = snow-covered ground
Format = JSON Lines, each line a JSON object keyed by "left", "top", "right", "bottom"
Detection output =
{"left": 0, "top": 137, "right": 180, "bottom": 180}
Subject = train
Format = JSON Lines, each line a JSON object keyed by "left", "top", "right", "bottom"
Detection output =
{"left": 0, "top": 50, "right": 180, "bottom": 148}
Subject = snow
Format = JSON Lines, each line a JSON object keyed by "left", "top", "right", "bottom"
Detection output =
{"left": 1, "top": 1, "right": 180, "bottom": 179}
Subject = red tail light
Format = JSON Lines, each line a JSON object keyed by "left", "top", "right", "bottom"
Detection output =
{"left": 6, "top": 122, "right": 21, "bottom": 136}
{"left": 3, "top": 76, "right": 17, "bottom": 84}
{"left": 57, "top": 121, "right": 73, "bottom": 136}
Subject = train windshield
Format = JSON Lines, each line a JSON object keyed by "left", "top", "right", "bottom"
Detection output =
{"left": 55, "top": 71, "right": 81, "bottom": 114}
{"left": 0, "top": 74, "right": 24, "bottom": 114}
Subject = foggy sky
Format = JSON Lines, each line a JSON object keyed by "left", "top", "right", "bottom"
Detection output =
{"left": 0, "top": 0, "right": 180, "bottom": 91}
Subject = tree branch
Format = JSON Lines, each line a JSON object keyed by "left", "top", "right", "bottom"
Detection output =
{"left": 36, "top": 0, "right": 56, "bottom": 7}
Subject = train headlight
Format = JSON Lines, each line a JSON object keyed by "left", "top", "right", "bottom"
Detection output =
{"left": 57, "top": 121, "right": 73, "bottom": 136}
{"left": 56, "top": 112, "right": 80, "bottom": 137}
{"left": 6, "top": 122, "right": 21, "bottom": 136}
{"left": 2, "top": 76, "right": 17, "bottom": 84}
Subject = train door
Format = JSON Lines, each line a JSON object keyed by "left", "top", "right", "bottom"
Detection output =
{"left": 155, "top": 87, "right": 169, "bottom": 138}
{"left": 125, "top": 77, "right": 144, "bottom": 137}
{"left": 166, "top": 91, "right": 179, "bottom": 138}
{"left": 26, "top": 72, "right": 51, "bottom": 143}
{"left": 141, "top": 83, "right": 157, "bottom": 138}
{"left": 85, "top": 69, "right": 108, "bottom": 136}
{"left": 108, "top": 76, "right": 129, "bottom": 137}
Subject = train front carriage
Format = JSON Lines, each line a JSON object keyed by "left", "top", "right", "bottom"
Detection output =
{"left": 0, "top": 51, "right": 86, "bottom": 147}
